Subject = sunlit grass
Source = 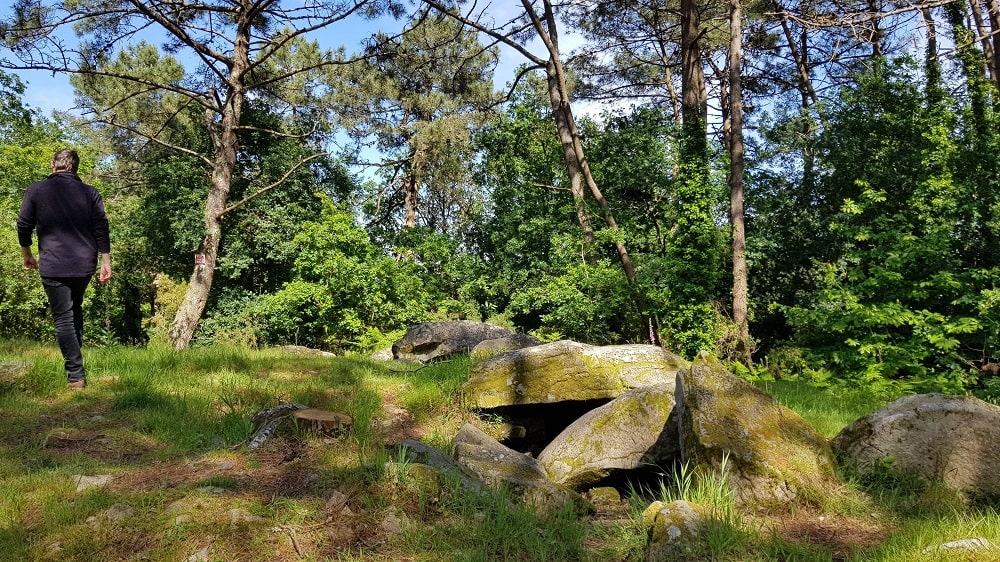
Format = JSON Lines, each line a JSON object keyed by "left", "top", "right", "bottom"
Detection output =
{"left": 2, "top": 341, "right": 1000, "bottom": 561}
{"left": 756, "top": 379, "right": 896, "bottom": 438}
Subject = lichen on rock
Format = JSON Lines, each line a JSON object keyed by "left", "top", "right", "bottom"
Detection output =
{"left": 676, "top": 352, "right": 838, "bottom": 507}
{"left": 462, "top": 340, "right": 688, "bottom": 409}
{"left": 538, "top": 383, "right": 679, "bottom": 489}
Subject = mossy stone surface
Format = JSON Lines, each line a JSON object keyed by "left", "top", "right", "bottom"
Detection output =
{"left": 832, "top": 393, "right": 1000, "bottom": 501}
{"left": 451, "top": 423, "right": 582, "bottom": 513}
{"left": 643, "top": 500, "right": 706, "bottom": 561}
{"left": 539, "top": 383, "right": 679, "bottom": 488}
{"left": 462, "top": 340, "right": 688, "bottom": 409}
{"left": 676, "top": 352, "right": 837, "bottom": 507}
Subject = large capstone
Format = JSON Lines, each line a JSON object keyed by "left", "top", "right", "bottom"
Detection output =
{"left": 462, "top": 340, "right": 688, "bottom": 409}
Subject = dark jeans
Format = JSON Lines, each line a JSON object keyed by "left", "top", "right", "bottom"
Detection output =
{"left": 41, "top": 276, "right": 92, "bottom": 382}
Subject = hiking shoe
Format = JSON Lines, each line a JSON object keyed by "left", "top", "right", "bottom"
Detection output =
{"left": 68, "top": 380, "right": 87, "bottom": 390}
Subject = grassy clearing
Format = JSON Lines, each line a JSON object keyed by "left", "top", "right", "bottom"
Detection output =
{"left": 755, "top": 379, "right": 894, "bottom": 438}
{"left": 1, "top": 341, "right": 999, "bottom": 561}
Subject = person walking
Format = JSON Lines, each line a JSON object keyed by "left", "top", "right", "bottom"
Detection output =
{"left": 16, "top": 149, "right": 112, "bottom": 390}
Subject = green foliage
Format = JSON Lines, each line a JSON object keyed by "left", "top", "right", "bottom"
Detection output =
{"left": 201, "top": 198, "right": 433, "bottom": 352}
{"left": 585, "top": 107, "right": 679, "bottom": 255}
{"left": 390, "top": 226, "right": 485, "bottom": 321}
{"left": 335, "top": 11, "right": 497, "bottom": 244}
{"left": 507, "top": 254, "right": 635, "bottom": 345}
{"left": 473, "top": 92, "right": 732, "bottom": 350}
{"left": 0, "top": 222, "right": 49, "bottom": 340}
{"left": 0, "top": 70, "right": 33, "bottom": 142}
{"left": 0, "top": 77, "right": 72, "bottom": 341}
{"left": 472, "top": 85, "right": 573, "bottom": 302}
{"left": 776, "top": 59, "right": 993, "bottom": 391}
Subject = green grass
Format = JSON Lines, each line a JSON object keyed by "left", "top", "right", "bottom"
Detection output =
{"left": 1, "top": 341, "right": 999, "bottom": 561}
{"left": 755, "top": 379, "right": 895, "bottom": 438}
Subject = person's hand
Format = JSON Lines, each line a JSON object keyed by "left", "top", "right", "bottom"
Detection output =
{"left": 99, "top": 254, "right": 112, "bottom": 285}
{"left": 22, "top": 250, "right": 37, "bottom": 271}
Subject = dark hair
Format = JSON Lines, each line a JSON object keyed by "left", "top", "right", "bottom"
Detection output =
{"left": 51, "top": 149, "right": 80, "bottom": 174}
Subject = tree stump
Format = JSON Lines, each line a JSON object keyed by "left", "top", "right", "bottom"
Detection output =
{"left": 292, "top": 408, "right": 353, "bottom": 436}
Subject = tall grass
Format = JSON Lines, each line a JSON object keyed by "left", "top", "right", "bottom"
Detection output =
{"left": 756, "top": 379, "right": 897, "bottom": 438}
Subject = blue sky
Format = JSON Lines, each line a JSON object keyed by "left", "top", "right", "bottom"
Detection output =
{"left": 16, "top": 12, "right": 394, "bottom": 115}
{"left": 12, "top": 8, "right": 543, "bottom": 118}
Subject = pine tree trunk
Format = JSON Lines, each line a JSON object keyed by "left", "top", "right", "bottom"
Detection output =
{"left": 536, "top": 2, "right": 645, "bottom": 331}
{"left": 780, "top": 19, "right": 818, "bottom": 106}
{"left": 681, "top": 0, "right": 708, "bottom": 155}
{"left": 168, "top": 178, "right": 226, "bottom": 349}
{"left": 403, "top": 144, "right": 425, "bottom": 229}
{"left": 167, "top": 8, "right": 250, "bottom": 350}
{"left": 728, "top": 0, "right": 752, "bottom": 366}
{"left": 923, "top": 7, "right": 943, "bottom": 104}
{"left": 987, "top": 0, "right": 1000, "bottom": 88}
{"left": 546, "top": 65, "right": 595, "bottom": 249}
{"left": 969, "top": 0, "right": 995, "bottom": 81}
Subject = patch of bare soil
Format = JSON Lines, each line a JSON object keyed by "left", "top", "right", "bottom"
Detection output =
{"left": 39, "top": 390, "right": 454, "bottom": 560}
{"left": 375, "top": 389, "right": 421, "bottom": 445}
{"left": 102, "top": 435, "right": 383, "bottom": 560}
{"left": 30, "top": 402, "right": 166, "bottom": 462}
{"left": 761, "top": 510, "right": 893, "bottom": 560}
{"left": 107, "top": 436, "right": 323, "bottom": 497}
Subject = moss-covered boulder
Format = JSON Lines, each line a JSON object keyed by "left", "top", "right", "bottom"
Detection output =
{"left": 451, "top": 423, "right": 582, "bottom": 513}
{"left": 643, "top": 500, "right": 706, "bottom": 561}
{"left": 462, "top": 340, "right": 688, "bottom": 409}
{"left": 832, "top": 393, "right": 1000, "bottom": 501}
{"left": 676, "top": 352, "right": 838, "bottom": 507}
{"left": 538, "top": 383, "right": 679, "bottom": 489}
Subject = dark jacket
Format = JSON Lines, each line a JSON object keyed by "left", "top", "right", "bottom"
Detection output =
{"left": 16, "top": 172, "right": 111, "bottom": 278}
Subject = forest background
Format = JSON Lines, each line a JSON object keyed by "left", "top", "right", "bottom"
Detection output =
{"left": 0, "top": 0, "right": 999, "bottom": 398}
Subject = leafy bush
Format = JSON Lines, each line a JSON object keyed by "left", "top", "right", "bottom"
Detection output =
{"left": 0, "top": 217, "right": 50, "bottom": 340}
{"left": 776, "top": 60, "right": 988, "bottom": 393}
{"left": 195, "top": 200, "right": 436, "bottom": 352}
{"left": 506, "top": 256, "right": 635, "bottom": 345}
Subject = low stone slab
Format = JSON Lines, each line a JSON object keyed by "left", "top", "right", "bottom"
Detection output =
{"left": 831, "top": 393, "right": 1000, "bottom": 500}
{"left": 401, "top": 438, "right": 487, "bottom": 495}
{"left": 392, "top": 321, "right": 513, "bottom": 363}
{"left": 0, "top": 362, "right": 31, "bottom": 382}
{"left": 451, "top": 423, "right": 581, "bottom": 513}
{"left": 463, "top": 340, "right": 688, "bottom": 409}
{"left": 676, "top": 352, "right": 837, "bottom": 507}
{"left": 278, "top": 345, "right": 335, "bottom": 357}
{"left": 538, "top": 383, "right": 679, "bottom": 489}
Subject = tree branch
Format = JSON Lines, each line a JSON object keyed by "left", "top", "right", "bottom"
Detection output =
{"left": 422, "top": 0, "right": 545, "bottom": 66}
{"left": 219, "top": 151, "right": 327, "bottom": 217}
